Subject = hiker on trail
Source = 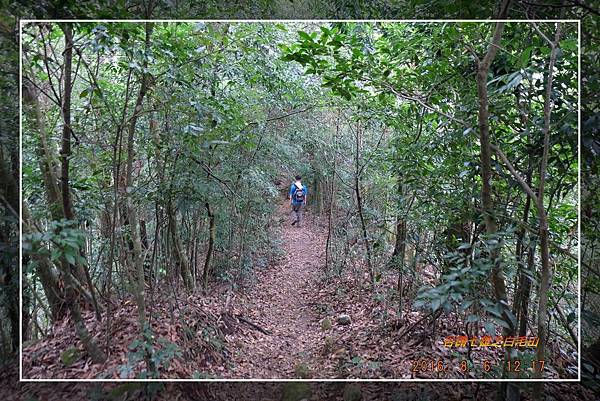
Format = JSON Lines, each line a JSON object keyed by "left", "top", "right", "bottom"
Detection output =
{"left": 288, "top": 175, "right": 308, "bottom": 227}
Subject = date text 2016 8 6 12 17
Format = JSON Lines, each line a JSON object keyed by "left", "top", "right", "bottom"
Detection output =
{"left": 410, "top": 359, "right": 546, "bottom": 375}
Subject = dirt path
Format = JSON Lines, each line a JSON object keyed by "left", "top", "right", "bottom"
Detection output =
{"left": 223, "top": 201, "right": 331, "bottom": 378}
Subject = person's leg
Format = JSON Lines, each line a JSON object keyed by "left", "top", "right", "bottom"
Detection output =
{"left": 297, "top": 204, "right": 303, "bottom": 227}
{"left": 291, "top": 204, "right": 299, "bottom": 225}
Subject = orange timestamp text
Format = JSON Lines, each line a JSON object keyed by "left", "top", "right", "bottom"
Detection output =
{"left": 410, "top": 359, "right": 546, "bottom": 374}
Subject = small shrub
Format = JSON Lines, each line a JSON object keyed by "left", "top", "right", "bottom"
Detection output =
{"left": 60, "top": 347, "right": 79, "bottom": 366}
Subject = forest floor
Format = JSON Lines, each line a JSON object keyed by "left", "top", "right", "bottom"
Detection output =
{"left": 22, "top": 199, "right": 580, "bottom": 381}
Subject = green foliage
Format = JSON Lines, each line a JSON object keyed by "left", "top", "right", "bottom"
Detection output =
{"left": 23, "top": 220, "right": 88, "bottom": 268}
{"left": 320, "top": 317, "right": 332, "bottom": 331}
{"left": 119, "top": 325, "right": 181, "bottom": 379}
{"left": 60, "top": 347, "right": 79, "bottom": 366}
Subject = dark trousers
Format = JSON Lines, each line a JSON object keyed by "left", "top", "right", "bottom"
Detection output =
{"left": 291, "top": 203, "right": 303, "bottom": 225}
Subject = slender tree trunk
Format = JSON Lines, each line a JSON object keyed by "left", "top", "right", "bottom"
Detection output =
{"left": 123, "top": 22, "right": 154, "bottom": 326}
{"left": 474, "top": 22, "right": 515, "bottom": 401}
{"left": 325, "top": 113, "right": 339, "bottom": 272}
{"left": 519, "top": 245, "right": 535, "bottom": 336}
{"left": 354, "top": 122, "right": 373, "bottom": 283}
{"left": 59, "top": 24, "right": 102, "bottom": 321}
{"left": 475, "top": 22, "right": 509, "bottom": 311}
{"left": 1, "top": 152, "right": 22, "bottom": 351}
{"left": 483, "top": 20, "right": 562, "bottom": 398}
{"left": 22, "top": 277, "right": 32, "bottom": 343}
{"left": 513, "top": 171, "right": 532, "bottom": 326}
{"left": 65, "top": 266, "right": 107, "bottom": 362}
{"left": 0, "top": 151, "right": 18, "bottom": 220}
{"left": 60, "top": 24, "right": 74, "bottom": 222}
{"left": 104, "top": 69, "right": 130, "bottom": 352}
{"left": 62, "top": 24, "right": 105, "bottom": 362}
{"left": 149, "top": 111, "right": 165, "bottom": 288}
{"left": 99, "top": 208, "right": 113, "bottom": 294}
{"left": 23, "top": 85, "right": 67, "bottom": 319}
{"left": 24, "top": 83, "right": 64, "bottom": 221}
{"left": 325, "top": 176, "right": 336, "bottom": 272}
{"left": 0, "top": 226, "right": 19, "bottom": 351}
{"left": 535, "top": 21, "right": 562, "bottom": 382}
{"left": 393, "top": 177, "right": 408, "bottom": 317}
{"left": 512, "top": 81, "right": 533, "bottom": 326}
{"left": 140, "top": 219, "right": 149, "bottom": 250}
{"left": 169, "top": 205, "right": 194, "bottom": 291}
{"left": 203, "top": 202, "right": 216, "bottom": 290}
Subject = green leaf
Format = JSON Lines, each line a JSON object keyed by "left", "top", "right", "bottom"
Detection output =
{"left": 519, "top": 47, "right": 532, "bottom": 68}
{"left": 413, "top": 299, "right": 426, "bottom": 309}
{"left": 460, "top": 299, "right": 474, "bottom": 311}
{"left": 484, "top": 321, "right": 496, "bottom": 335}
{"left": 560, "top": 39, "right": 577, "bottom": 52}
{"left": 298, "top": 31, "right": 312, "bottom": 42}
{"left": 467, "top": 314, "right": 479, "bottom": 323}
{"left": 491, "top": 315, "right": 511, "bottom": 329}
{"left": 65, "top": 252, "right": 76, "bottom": 265}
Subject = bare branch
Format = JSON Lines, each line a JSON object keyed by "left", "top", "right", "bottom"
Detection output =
{"left": 531, "top": 22, "right": 555, "bottom": 47}
{"left": 491, "top": 143, "right": 540, "bottom": 206}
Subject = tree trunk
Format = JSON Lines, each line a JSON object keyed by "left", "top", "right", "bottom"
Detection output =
{"left": 62, "top": 25, "right": 105, "bottom": 362}
{"left": 23, "top": 26, "right": 106, "bottom": 362}
{"left": 123, "top": 22, "right": 154, "bottom": 326}
{"left": 354, "top": 123, "right": 374, "bottom": 284}
{"left": 203, "top": 202, "right": 216, "bottom": 290}
{"left": 23, "top": 82, "right": 64, "bottom": 221}
{"left": 60, "top": 24, "right": 74, "bottom": 222}
{"left": 325, "top": 113, "right": 339, "bottom": 272}
{"left": 1, "top": 236, "right": 20, "bottom": 352}
{"left": 63, "top": 266, "right": 107, "bottom": 363}
{"left": 535, "top": 21, "right": 562, "bottom": 382}
{"left": 169, "top": 205, "right": 194, "bottom": 291}
{"left": 474, "top": 23, "right": 515, "bottom": 400}
{"left": 513, "top": 168, "right": 533, "bottom": 330}
{"left": 0, "top": 152, "right": 20, "bottom": 351}
{"left": 22, "top": 277, "right": 32, "bottom": 343}
{"left": 475, "top": 22, "right": 509, "bottom": 312}
{"left": 519, "top": 240, "right": 536, "bottom": 337}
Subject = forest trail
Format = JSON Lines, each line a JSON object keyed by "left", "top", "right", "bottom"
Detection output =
{"left": 224, "top": 200, "right": 330, "bottom": 378}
